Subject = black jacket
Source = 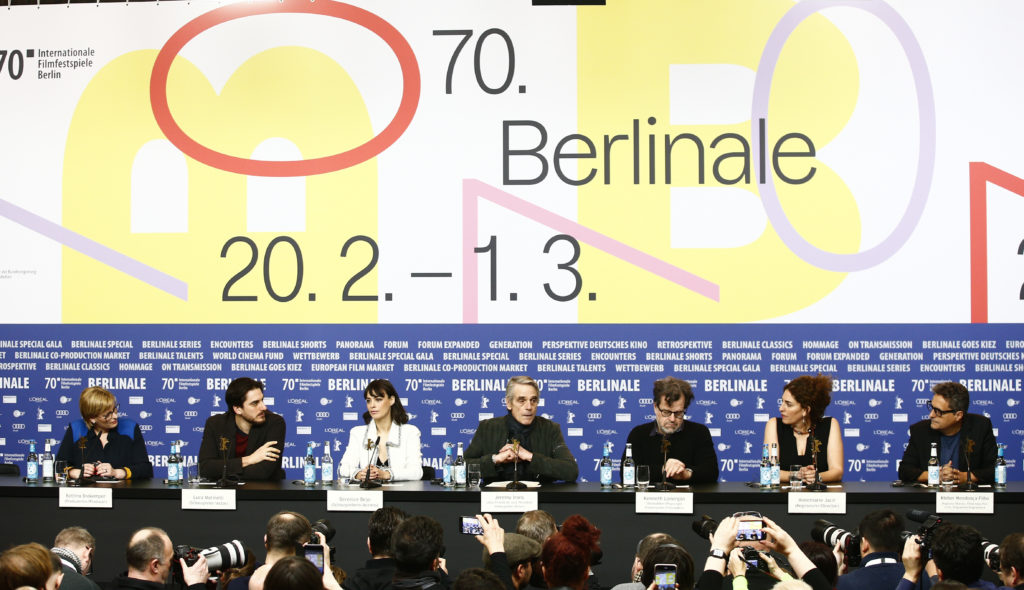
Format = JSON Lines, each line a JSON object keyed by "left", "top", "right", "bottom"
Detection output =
{"left": 198, "top": 411, "right": 286, "bottom": 481}
{"left": 898, "top": 413, "right": 997, "bottom": 483}
{"left": 623, "top": 420, "right": 719, "bottom": 484}
{"left": 343, "top": 558, "right": 397, "bottom": 590}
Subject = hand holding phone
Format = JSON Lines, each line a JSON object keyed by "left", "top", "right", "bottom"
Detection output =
{"left": 654, "top": 563, "right": 677, "bottom": 590}
{"left": 303, "top": 544, "right": 325, "bottom": 573}
{"left": 458, "top": 516, "right": 484, "bottom": 536}
{"left": 736, "top": 519, "right": 766, "bottom": 545}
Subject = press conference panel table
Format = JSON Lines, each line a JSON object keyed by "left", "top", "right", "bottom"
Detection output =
{"left": 1, "top": 476, "right": 1021, "bottom": 579}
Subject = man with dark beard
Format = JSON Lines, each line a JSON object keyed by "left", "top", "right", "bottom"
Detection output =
{"left": 199, "top": 377, "right": 285, "bottom": 481}
{"left": 622, "top": 377, "right": 718, "bottom": 485}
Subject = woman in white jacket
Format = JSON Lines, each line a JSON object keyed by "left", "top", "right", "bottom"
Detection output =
{"left": 339, "top": 379, "right": 423, "bottom": 482}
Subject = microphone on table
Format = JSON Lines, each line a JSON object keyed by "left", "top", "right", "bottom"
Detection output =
{"left": 360, "top": 436, "right": 382, "bottom": 489}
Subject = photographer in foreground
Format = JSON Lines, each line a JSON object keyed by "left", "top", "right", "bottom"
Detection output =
{"left": 899, "top": 525, "right": 997, "bottom": 590}
{"left": 699, "top": 517, "right": 830, "bottom": 590}
{"left": 998, "top": 533, "right": 1024, "bottom": 590}
{"left": 835, "top": 510, "right": 905, "bottom": 590}
{"left": 110, "top": 528, "right": 208, "bottom": 590}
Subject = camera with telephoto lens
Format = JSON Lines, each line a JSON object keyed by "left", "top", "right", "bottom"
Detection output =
{"left": 310, "top": 518, "right": 336, "bottom": 544}
{"left": 980, "top": 538, "right": 1001, "bottom": 572}
{"left": 692, "top": 515, "right": 720, "bottom": 540}
{"left": 811, "top": 520, "right": 862, "bottom": 568}
{"left": 173, "top": 540, "right": 247, "bottom": 571}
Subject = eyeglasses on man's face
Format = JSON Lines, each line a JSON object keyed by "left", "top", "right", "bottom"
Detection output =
{"left": 927, "top": 400, "right": 956, "bottom": 416}
{"left": 656, "top": 407, "right": 685, "bottom": 419}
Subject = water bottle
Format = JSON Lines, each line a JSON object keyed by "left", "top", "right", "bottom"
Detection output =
{"left": 622, "top": 443, "right": 636, "bottom": 486}
{"left": 454, "top": 442, "right": 467, "bottom": 487}
{"left": 321, "top": 440, "right": 333, "bottom": 485}
{"left": 167, "top": 441, "right": 182, "bottom": 485}
{"left": 995, "top": 444, "right": 1007, "bottom": 489}
{"left": 442, "top": 444, "right": 454, "bottom": 486}
{"left": 927, "top": 442, "right": 940, "bottom": 487}
{"left": 41, "top": 439, "right": 55, "bottom": 483}
{"left": 599, "top": 442, "right": 613, "bottom": 488}
{"left": 26, "top": 440, "right": 39, "bottom": 483}
{"left": 770, "top": 442, "right": 781, "bottom": 488}
{"left": 759, "top": 444, "right": 771, "bottom": 488}
{"left": 303, "top": 442, "right": 316, "bottom": 487}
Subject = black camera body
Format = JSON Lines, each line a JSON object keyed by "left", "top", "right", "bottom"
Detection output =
{"left": 310, "top": 518, "right": 336, "bottom": 544}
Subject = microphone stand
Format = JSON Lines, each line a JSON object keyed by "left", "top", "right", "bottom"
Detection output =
{"left": 657, "top": 436, "right": 675, "bottom": 491}
{"left": 216, "top": 436, "right": 238, "bottom": 488}
{"left": 506, "top": 439, "right": 526, "bottom": 490}
{"left": 805, "top": 427, "right": 827, "bottom": 492}
{"left": 359, "top": 437, "right": 382, "bottom": 489}
{"left": 961, "top": 438, "right": 977, "bottom": 491}
{"left": 70, "top": 436, "right": 88, "bottom": 487}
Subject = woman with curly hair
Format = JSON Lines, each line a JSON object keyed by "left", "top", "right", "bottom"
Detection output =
{"left": 763, "top": 374, "right": 844, "bottom": 484}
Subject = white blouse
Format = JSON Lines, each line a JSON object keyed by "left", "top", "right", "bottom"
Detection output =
{"left": 339, "top": 421, "right": 423, "bottom": 482}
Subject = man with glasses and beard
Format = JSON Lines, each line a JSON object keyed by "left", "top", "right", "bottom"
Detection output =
{"left": 898, "top": 381, "right": 997, "bottom": 485}
{"left": 622, "top": 377, "right": 718, "bottom": 485}
{"left": 199, "top": 377, "right": 286, "bottom": 481}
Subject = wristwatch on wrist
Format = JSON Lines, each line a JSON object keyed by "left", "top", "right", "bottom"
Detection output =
{"left": 709, "top": 548, "right": 727, "bottom": 560}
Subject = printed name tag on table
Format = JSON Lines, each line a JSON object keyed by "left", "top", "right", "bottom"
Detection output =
{"left": 788, "top": 492, "right": 846, "bottom": 514}
{"left": 327, "top": 490, "right": 384, "bottom": 511}
{"left": 936, "top": 492, "right": 993, "bottom": 514}
{"left": 182, "top": 488, "right": 236, "bottom": 510}
{"left": 635, "top": 492, "right": 693, "bottom": 514}
{"left": 481, "top": 491, "right": 538, "bottom": 513}
{"left": 59, "top": 487, "right": 112, "bottom": 508}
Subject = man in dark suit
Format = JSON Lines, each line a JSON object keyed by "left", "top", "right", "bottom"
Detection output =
{"left": 198, "top": 377, "right": 286, "bottom": 481}
{"left": 898, "top": 381, "right": 997, "bottom": 484}
{"left": 836, "top": 510, "right": 905, "bottom": 590}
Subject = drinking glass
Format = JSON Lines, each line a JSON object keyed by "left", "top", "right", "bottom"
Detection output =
{"left": 184, "top": 462, "right": 200, "bottom": 486}
{"left": 940, "top": 471, "right": 955, "bottom": 492}
{"left": 789, "top": 465, "right": 802, "bottom": 490}
{"left": 636, "top": 465, "right": 650, "bottom": 490}
{"left": 467, "top": 464, "right": 482, "bottom": 489}
{"left": 54, "top": 460, "right": 68, "bottom": 485}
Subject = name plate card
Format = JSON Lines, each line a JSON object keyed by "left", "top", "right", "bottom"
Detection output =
{"left": 327, "top": 490, "right": 384, "bottom": 512}
{"left": 936, "top": 492, "right": 994, "bottom": 514}
{"left": 182, "top": 489, "right": 236, "bottom": 510}
{"left": 59, "top": 487, "right": 112, "bottom": 508}
{"left": 788, "top": 492, "right": 846, "bottom": 514}
{"left": 481, "top": 491, "right": 538, "bottom": 513}
{"left": 635, "top": 492, "right": 693, "bottom": 514}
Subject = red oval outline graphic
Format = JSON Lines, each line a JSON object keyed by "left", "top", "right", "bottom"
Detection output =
{"left": 150, "top": 0, "right": 420, "bottom": 177}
